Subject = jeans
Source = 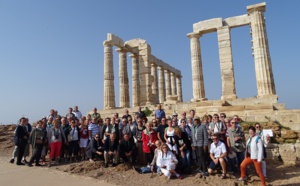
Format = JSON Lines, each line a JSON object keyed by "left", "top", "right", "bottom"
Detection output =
{"left": 29, "top": 144, "right": 43, "bottom": 164}
{"left": 230, "top": 151, "right": 245, "bottom": 173}
{"left": 181, "top": 149, "right": 191, "bottom": 170}
{"left": 195, "top": 146, "right": 207, "bottom": 172}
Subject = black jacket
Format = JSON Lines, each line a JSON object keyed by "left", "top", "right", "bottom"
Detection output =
{"left": 104, "top": 138, "right": 119, "bottom": 152}
{"left": 119, "top": 139, "right": 136, "bottom": 154}
{"left": 87, "top": 138, "right": 104, "bottom": 153}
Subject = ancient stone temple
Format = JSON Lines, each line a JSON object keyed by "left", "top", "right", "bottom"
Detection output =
{"left": 95, "top": 2, "right": 300, "bottom": 132}
{"left": 103, "top": 34, "right": 182, "bottom": 110}
{"left": 187, "top": 2, "right": 276, "bottom": 102}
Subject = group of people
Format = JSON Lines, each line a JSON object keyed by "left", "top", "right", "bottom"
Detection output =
{"left": 11, "top": 104, "right": 270, "bottom": 185}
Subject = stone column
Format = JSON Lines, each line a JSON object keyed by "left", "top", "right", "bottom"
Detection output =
{"left": 116, "top": 48, "right": 130, "bottom": 108}
{"left": 248, "top": 3, "right": 276, "bottom": 98}
{"left": 187, "top": 33, "right": 206, "bottom": 101}
{"left": 130, "top": 53, "right": 140, "bottom": 107}
{"left": 170, "top": 72, "right": 177, "bottom": 95}
{"left": 176, "top": 75, "right": 183, "bottom": 102}
{"left": 103, "top": 41, "right": 115, "bottom": 109}
{"left": 158, "top": 66, "right": 165, "bottom": 103}
{"left": 165, "top": 70, "right": 171, "bottom": 97}
{"left": 217, "top": 26, "right": 237, "bottom": 100}
{"left": 151, "top": 63, "right": 159, "bottom": 104}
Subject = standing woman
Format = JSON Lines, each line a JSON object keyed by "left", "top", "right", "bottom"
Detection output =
{"left": 14, "top": 117, "right": 29, "bottom": 165}
{"left": 68, "top": 120, "right": 80, "bottom": 162}
{"left": 135, "top": 118, "right": 146, "bottom": 164}
{"left": 164, "top": 119, "right": 178, "bottom": 155}
{"left": 79, "top": 120, "right": 89, "bottom": 160}
{"left": 238, "top": 126, "right": 266, "bottom": 186}
{"left": 28, "top": 120, "right": 45, "bottom": 166}
{"left": 142, "top": 122, "right": 157, "bottom": 166}
{"left": 48, "top": 119, "right": 66, "bottom": 167}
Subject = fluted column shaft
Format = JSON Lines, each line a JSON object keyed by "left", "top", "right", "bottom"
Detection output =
{"left": 151, "top": 63, "right": 159, "bottom": 104}
{"left": 248, "top": 6, "right": 276, "bottom": 97}
{"left": 217, "top": 26, "right": 237, "bottom": 100}
{"left": 165, "top": 70, "right": 171, "bottom": 96}
{"left": 130, "top": 53, "right": 140, "bottom": 107}
{"left": 176, "top": 76, "right": 183, "bottom": 102}
{"left": 103, "top": 41, "right": 115, "bottom": 109}
{"left": 170, "top": 72, "right": 177, "bottom": 95}
{"left": 187, "top": 33, "right": 206, "bottom": 101}
{"left": 158, "top": 66, "right": 165, "bottom": 103}
{"left": 117, "top": 48, "right": 130, "bottom": 108}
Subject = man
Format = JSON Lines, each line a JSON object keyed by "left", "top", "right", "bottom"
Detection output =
{"left": 98, "top": 118, "right": 107, "bottom": 141}
{"left": 73, "top": 105, "right": 82, "bottom": 120}
{"left": 220, "top": 113, "right": 226, "bottom": 123}
{"left": 209, "top": 114, "right": 226, "bottom": 142}
{"left": 86, "top": 134, "right": 104, "bottom": 162}
{"left": 104, "top": 133, "right": 119, "bottom": 168}
{"left": 178, "top": 112, "right": 187, "bottom": 126}
{"left": 122, "top": 109, "right": 131, "bottom": 120}
{"left": 119, "top": 133, "right": 137, "bottom": 165}
{"left": 189, "top": 109, "right": 195, "bottom": 123}
{"left": 208, "top": 133, "right": 227, "bottom": 178}
{"left": 119, "top": 118, "right": 131, "bottom": 141}
{"left": 154, "top": 104, "right": 165, "bottom": 120}
{"left": 157, "top": 118, "right": 167, "bottom": 143}
{"left": 66, "top": 107, "right": 75, "bottom": 119}
{"left": 191, "top": 116, "right": 209, "bottom": 176}
{"left": 91, "top": 107, "right": 101, "bottom": 120}
{"left": 14, "top": 117, "right": 29, "bottom": 165}
{"left": 47, "top": 116, "right": 54, "bottom": 128}
{"left": 137, "top": 106, "right": 146, "bottom": 120}
{"left": 47, "top": 109, "right": 55, "bottom": 120}
{"left": 88, "top": 118, "right": 99, "bottom": 140}
{"left": 105, "top": 117, "right": 119, "bottom": 142}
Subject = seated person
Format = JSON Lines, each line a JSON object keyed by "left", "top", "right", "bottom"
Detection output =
{"left": 104, "top": 133, "right": 119, "bottom": 168}
{"left": 208, "top": 133, "right": 227, "bottom": 179}
{"left": 119, "top": 133, "right": 137, "bottom": 165}
{"left": 86, "top": 134, "right": 104, "bottom": 162}
{"left": 157, "top": 144, "right": 182, "bottom": 180}
{"left": 138, "top": 140, "right": 162, "bottom": 174}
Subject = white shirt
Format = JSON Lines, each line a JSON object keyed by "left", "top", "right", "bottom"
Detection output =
{"left": 210, "top": 140, "right": 227, "bottom": 158}
{"left": 73, "top": 111, "right": 82, "bottom": 120}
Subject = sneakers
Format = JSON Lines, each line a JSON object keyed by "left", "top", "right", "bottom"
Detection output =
{"left": 202, "top": 172, "right": 209, "bottom": 177}
{"left": 157, "top": 172, "right": 162, "bottom": 176}
{"left": 22, "top": 159, "right": 28, "bottom": 164}
{"left": 237, "top": 177, "right": 247, "bottom": 181}
{"left": 89, "top": 159, "right": 95, "bottom": 163}
{"left": 9, "top": 158, "right": 14, "bottom": 164}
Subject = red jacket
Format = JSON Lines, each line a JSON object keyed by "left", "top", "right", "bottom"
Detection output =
{"left": 142, "top": 129, "right": 157, "bottom": 153}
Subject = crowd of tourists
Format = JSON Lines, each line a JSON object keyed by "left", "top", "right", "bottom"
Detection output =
{"left": 11, "top": 104, "right": 270, "bottom": 185}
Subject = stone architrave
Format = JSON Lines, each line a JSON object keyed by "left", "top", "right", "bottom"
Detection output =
{"left": 151, "top": 63, "right": 159, "bottom": 104}
{"left": 187, "top": 33, "right": 206, "bottom": 101}
{"left": 217, "top": 26, "right": 237, "bottom": 100}
{"left": 103, "top": 41, "right": 115, "bottom": 109}
{"left": 164, "top": 70, "right": 171, "bottom": 97}
{"left": 116, "top": 48, "right": 130, "bottom": 108}
{"left": 170, "top": 72, "right": 177, "bottom": 96}
{"left": 158, "top": 66, "right": 166, "bottom": 103}
{"left": 247, "top": 3, "right": 276, "bottom": 98}
{"left": 176, "top": 76, "right": 183, "bottom": 102}
{"left": 130, "top": 53, "right": 140, "bottom": 107}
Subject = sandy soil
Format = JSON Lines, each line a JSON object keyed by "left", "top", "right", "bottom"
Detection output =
{"left": 1, "top": 124, "right": 299, "bottom": 186}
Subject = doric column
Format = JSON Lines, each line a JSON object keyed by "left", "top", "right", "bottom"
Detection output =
{"left": 116, "top": 48, "right": 130, "bottom": 108}
{"left": 151, "top": 63, "right": 159, "bottom": 104}
{"left": 187, "top": 33, "right": 206, "bottom": 101}
{"left": 248, "top": 3, "right": 276, "bottom": 98}
{"left": 158, "top": 66, "right": 165, "bottom": 103}
{"left": 170, "top": 72, "right": 177, "bottom": 95}
{"left": 217, "top": 26, "right": 237, "bottom": 100}
{"left": 103, "top": 41, "right": 115, "bottom": 109}
{"left": 176, "top": 75, "right": 183, "bottom": 102}
{"left": 130, "top": 53, "right": 140, "bottom": 107}
{"left": 165, "top": 70, "right": 171, "bottom": 97}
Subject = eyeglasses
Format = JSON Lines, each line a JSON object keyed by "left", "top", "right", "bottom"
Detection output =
{"left": 214, "top": 117, "right": 219, "bottom": 118}
{"left": 220, "top": 116, "right": 225, "bottom": 118}
{"left": 212, "top": 138, "right": 218, "bottom": 141}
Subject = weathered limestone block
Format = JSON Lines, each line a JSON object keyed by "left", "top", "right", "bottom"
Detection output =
{"left": 281, "top": 130, "right": 298, "bottom": 139}
{"left": 224, "top": 14, "right": 250, "bottom": 28}
{"left": 107, "top": 33, "right": 124, "bottom": 47}
{"left": 193, "top": 18, "right": 223, "bottom": 34}
{"left": 278, "top": 144, "right": 297, "bottom": 165}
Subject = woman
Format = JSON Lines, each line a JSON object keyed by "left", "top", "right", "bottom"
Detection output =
{"left": 238, "top": 126, "right": 266, "bottom": 186}
{"left": 68, "top": 120, "right": 80, "bottom": 162}
{"left": 142, "top": 123, "right": 157, "bottom": 166}
{"left": 157, "top": 144, "right": 182, "bottom": 179}
{"left": 255, "top": 123, "right": 270, "bottom": 178}
{"left": 48, "top": 119, "right": 66, "bottom": 167}
{"left": 227, "top": 119, "right": 246, "bottom": 173}
{"left": 28, "top": 120, "right": 46, "bottom": 167}
{"left": 135, "top": 118, "right": 146, "bottom": 164}
{"left": 176, "top": 119, "right": 192, "bottom": 174}
{"left": 164, "top": 119, "right": 178, "bottom": 155}
{"left": 152, "top": 119, "right": 158, "bottom": 132}
{"left": 79, "top": 120, "right": 89, "bottom": 160}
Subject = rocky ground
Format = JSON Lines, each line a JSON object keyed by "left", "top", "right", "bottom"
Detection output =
{"left": 1, "top": 124, "right": 299, "bottom": 186}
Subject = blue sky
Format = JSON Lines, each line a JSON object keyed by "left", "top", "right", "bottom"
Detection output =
{"left": 0, "top": 1, "right": 299, "bottom": 124}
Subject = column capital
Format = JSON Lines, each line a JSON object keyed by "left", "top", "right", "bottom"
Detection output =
{"left": 157, "top": 66, "right": 164, "bottom": 71}
{"left": 187, "top": 32, "right": 202, "bottom": 39}
{"left": 247, "top": 2, "right": 266, "bottom": 14}
{"left": 164, "top": 69, "right": 169, "bottom": 73}
{"left": 115, "top": 47, "right": 127, "bottom": 53}
{"left": 151, "top": 63, "right": 157, "bottom": 67}
{"left": 129, "top": 53, "right": 138, "bottom": 58}
{"left": 103, "top": 40, "right": 113, "bottom": 47}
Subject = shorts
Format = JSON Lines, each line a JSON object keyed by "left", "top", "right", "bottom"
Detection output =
{"left": 209, "top": 160, "right": 220, "bottom": 170}
{"left": 80, "top": 138, "right": 88, "bottom": 148}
